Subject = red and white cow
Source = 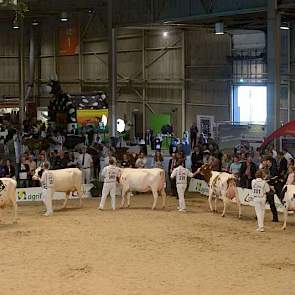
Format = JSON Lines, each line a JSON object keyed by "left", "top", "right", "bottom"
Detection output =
{"left": 119, "top": 168, "right": 166, "bottom": 210}
{"left": 0, "top": 178, "right": 17, "bottom": 223}
{"left": 198, "top": 164, "right": 241, "bottom": 218}
{"left": 33, "top": 167, "right": 84, "bottom": 210}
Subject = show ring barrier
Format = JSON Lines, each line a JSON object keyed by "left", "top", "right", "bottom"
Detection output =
{"left": 16, "top": 184, "right": 93, "bottom": 202}
{"left": 188, "top": 179, "right": 284, "bottom": 212}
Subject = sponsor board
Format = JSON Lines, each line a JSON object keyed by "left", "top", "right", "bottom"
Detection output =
{"left": 188, "top": 179, "right": 284, "bottom": 212}
{"left": 16, "top": 184, "right": 93, "bottom": 202}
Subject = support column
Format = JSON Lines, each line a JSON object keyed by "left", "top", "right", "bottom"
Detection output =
{"left": 181, "top": 30, "right": 186, "bottom": 135}
{"left": 267, "top": 0, "right": 281, "bottom": 137}
{"left": 25, "top": 27, "right": 36, "bottom": 102}
{"left": 142, "top": 29, "right": 146, "bottom": 137}
{"left": 287, "top": 28, "right": 291, "bottom": 122}
{"left": 108, "top": 0, "right": 117, "bottom": 137}
{"left": 78, "top": 15, "right": 83, "bottom": 92}
{"left": 18, "top": 17, "right": 25, "bottom": 128}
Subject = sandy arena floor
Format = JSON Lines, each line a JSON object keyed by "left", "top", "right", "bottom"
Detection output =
{"left": 0, "top": 193, "right": 295, "bottom": 295}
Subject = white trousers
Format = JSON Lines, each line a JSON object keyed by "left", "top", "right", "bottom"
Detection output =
{"left": 177, "top": 184, "right": 187, "bottom": 210}
{"left": 82, "top": 168, "right": 91, "bottom": 184}
{"left": 42, "top": 188, "right": 53, "bottom": 215}
{"left": 99, "top": 183, "right": 117, "bottom": 210}
{"left": 254, "top": 197, "right": 266, "bottom": 229}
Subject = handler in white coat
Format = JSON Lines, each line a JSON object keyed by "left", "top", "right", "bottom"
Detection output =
{"left": 251, "top": 170, "right": 270, "bottom": 232}
{"left": 99, "top": 159, "right": 121, "bottom": 210}
{"left": 40, "top": 162, "right": 54, "bottom": 216}
{"left": 170, "top": 160, "right": 197, "bottom": 212}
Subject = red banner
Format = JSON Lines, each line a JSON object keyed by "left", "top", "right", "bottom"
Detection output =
{"left": 58, "top": 24, "right": 79, "bottom": 55}
{"left": 261, "top": 121, "right": 295, "bottom": 147}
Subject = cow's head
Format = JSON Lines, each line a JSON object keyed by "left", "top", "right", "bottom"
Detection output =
{"left": 32, "top": 167, "right": 44, "bottom": 181}
{"left": 198, "top": 164, "right": 213, "bottom": 183}
{"left": 268, "top": 176, "right": 284, "bottom": 196}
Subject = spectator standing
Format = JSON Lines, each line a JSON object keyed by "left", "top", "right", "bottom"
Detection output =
{"left": 283, "top": 149, "right": 293, "bottom": 162}
{"left": 264, "top": 156, "right": 279, "bottom": 222}
{"left": 207, "top": 133, "right": 217, "bottom": 149}
{"left": 211, "top": 153, "right": 221, "bottom": 171}
{"left": 67, "top": 152, "right": 78, "bottom": 168}
{"left": 78, "top": 147, "right": 93, "bottom": 184}
{"left": 135, "top": 152, "right": 147, "bottom": 168}
{"left": 168, "top": 153, "right": 178, "bottom": 197}
{"left": 55, "top": 151, "right": 69, "bottom": 169}
{"left": 229, "top": 155, "right": 241, "bottom": 181}
{"left": 13, "top": 131, "right": 22, "bottom": 176}
{"left": 26, "top": 154, "right": 37, "bottom": 186}
{"left": 277, "top": 151, "right": 288, "bottom": 179}
{"left": 198, "top": 133, "right": 206, "bottom": 145}
{"left": 190, "top": 125, "right": 198, "bottom": 148}
{"left": 0, "top": 159, "right": 6, "bottom": 177}
{"left": 203, "top": 150, "right": 210, "bottom": 165}
{"left": 240, "top": 156, "right": 257, "bottom": 189}
{"left": 191, "top": 146, "right": 203, "bottom": 173}
{"left": 92, "top": 150, "right": 101, "bottom": 179}
{"left": 121, "top": 154, "right": 130, "bottom": 168}
{"left": 154, "top": 151, "right": 164, "bottom": 169}
{"left": 287, "top": 158, "right": 294, "bottom": 170}
{"left": 19, "top": 156, "right": 30, "bottom": 188}
{"left": 221, "top": 153, "right": 232, "bottom": 172}
{"left": 4, "top": 159, "right": 15, "bottom": 179}
{"left": 129, "top": 153, "right": 137, "bottom": 168}
{"left": 38, "top": 153, "right": 47, "bottom": 169}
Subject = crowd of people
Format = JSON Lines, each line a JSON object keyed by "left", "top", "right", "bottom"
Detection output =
{"left": 1, "top": 120, "right": 295, "bottom": 224}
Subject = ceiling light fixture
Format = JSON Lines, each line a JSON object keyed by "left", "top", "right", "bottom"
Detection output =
{"left": 32, "top": 19, "right": 39, "bottom": 26}
{"left": 163, "top": 31, "right": 168, "bottom": 37}
{"left": 60, "top": 12, "right": 68, "bottom": 22}
{"left": 280, "top": 21, "right": 290, "bottom": 30}
{"left": 215, "top": 22, "right": 224, "bottom": 35}
{"left": 13, "top": 13, "right": 19, "bottom": 29}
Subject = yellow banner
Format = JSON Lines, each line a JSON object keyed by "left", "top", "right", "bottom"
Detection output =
{"left": 77, "top": 109, "right": 108, "bottom": 125}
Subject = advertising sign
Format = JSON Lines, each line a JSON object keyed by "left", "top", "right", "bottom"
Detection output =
{"left": 16, "top": 184, "right": 93, "bottom": 202}
{"left": 58, "top": 24, "right": 79, "bottom": 55}
{"left": 188, "top": 179, "right": 284, "bottom": 212}
{"left": 77, "top": 109, "right": 108, "bottom": 125}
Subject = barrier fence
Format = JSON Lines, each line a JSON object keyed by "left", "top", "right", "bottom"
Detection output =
{"left": 16, "top": 184, "right": 93, "bottom": 202}
{"left": 188, "top": 179, "right": 284, "bottom": 213}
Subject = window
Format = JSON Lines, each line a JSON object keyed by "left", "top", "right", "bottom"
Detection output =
{"left": 232, "top": 86, "right": 267, "bottom": 125}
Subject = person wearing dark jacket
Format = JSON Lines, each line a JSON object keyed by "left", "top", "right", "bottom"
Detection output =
{"left": 265, "top": 156, "right": 279, "bottom": 222}
{"left": 4, "top": 159, "right": 15, "bottom": 178}
{"left": 278, "top": 151, "right": 288, "bottom": 179}
{"left": 0, "top": 159, "right": 6, "bottom": 178}
{"left": 54, "top": 151, "right": 69, "bottom": 169}
{"left": 239, "top": 156, "right": 257, "bottom": 189}
{"left": 191, "top": 146, "right": 203, "bottom": 173}
{"left": 168, "top": 153, "right": 178, "bottom": 197}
